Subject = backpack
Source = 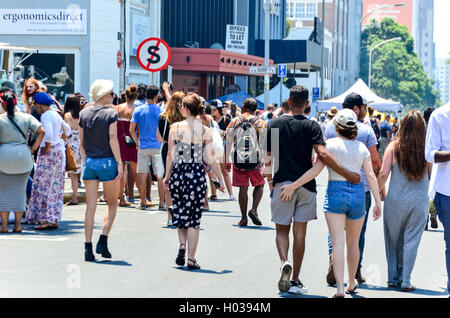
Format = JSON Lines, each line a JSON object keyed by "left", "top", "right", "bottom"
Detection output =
{"left": 370, "top": 118, "right": 381, "bottom": 140}
{"left": 231, "top": 116, "right": 262, "bottom": 171}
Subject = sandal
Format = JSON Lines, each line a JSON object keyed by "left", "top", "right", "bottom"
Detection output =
{"left": 0, "top": 227, "right": 8, "bottom": 233}
{"left": 346, "top": 284, "right": 359, "bottom": 295}
{"left": 35, "top": 222, "right": 58, "bottom": 230}
{"left": 209, "top": 195, "right": 218, "bottom": 201}
{"left": 248, "top": 209, "right": 262, "bottom": 226}
{"left": 119, "top": 201, "right": 132, "bottom": 207}
{"left": 13, "top": 226, "right": 22, "bottom": 233}
{"left": 187, "top": 258, "right": 201, "bottom": 270}
{"left": 66, "top": 200, "right": 79, "bottom": 206}
{"left": 176, "top": 244, "right": 186, "bottom": 266}
{"left": 237, "top": 218, "right": 248, "bottom": 227}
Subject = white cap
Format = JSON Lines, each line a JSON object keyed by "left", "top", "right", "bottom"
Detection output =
{"left": 335, "top": 109, "right": 357, "bottom": 128}
{"left": 89, "top": 79, "right": 114, "bottom": 102}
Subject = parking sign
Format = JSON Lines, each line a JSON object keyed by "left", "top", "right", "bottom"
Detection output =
{"left": 278, "top": 64, "right": 287, "bottom": 78}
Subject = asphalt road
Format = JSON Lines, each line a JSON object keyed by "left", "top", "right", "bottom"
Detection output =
{"left": 1, "top": 171, "right": 448, "bottom": 298}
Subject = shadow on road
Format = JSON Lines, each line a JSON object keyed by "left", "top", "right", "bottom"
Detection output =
{"left": 204, "top": 210, "right": 231, "bottom": 214}
{"left": 279, "top": 292, "right": 328, "bottom": 299}
{"left": 174, "top": 267, "right": 233, "bottom": 275}
{"left": 12, "top": 220, "right": 95, "bottom": 237}
{"left": 357, "top": 284, "right": 447, "bottom": 296}
{"left": 232, "top": 225, "right": 275, "bottom": 231}
{"left": 95, "top": 260, "right": 133, "bottom": 266}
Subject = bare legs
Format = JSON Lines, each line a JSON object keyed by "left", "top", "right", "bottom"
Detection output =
{"left": 0, "top": 211, "right": 22, "bottom": 232}
{"left": 136, "top": 173, "right": 153, "bottom": 207}
{"left": 178, "top": 227, "right": 200, "bottom": 265}
{"left": 68, "top": 172, "right": 80, "bottom": 204}
{"left": 219, "top": 163, "right": 233, "bottom": 197}
{"left": 326, "top": 212, "right": 364, "bottom": 297}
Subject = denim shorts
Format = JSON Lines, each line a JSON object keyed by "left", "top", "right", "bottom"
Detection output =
{"left": 324, "top": 181, "right": 366, "bottom": 220}
{"left": 82, "top": 157, "right": 118, "bottom": 182}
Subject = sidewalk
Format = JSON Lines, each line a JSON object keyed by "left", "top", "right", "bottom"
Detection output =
{"left": 63, "top": 177, "right": 159, "bottom": 203}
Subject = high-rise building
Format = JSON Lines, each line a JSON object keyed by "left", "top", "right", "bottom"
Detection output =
{"left": 286, "top": 0, "right": 362, "bottom": 96}
{"left": 436, "top": 58, "right": 450, "bottom": 104}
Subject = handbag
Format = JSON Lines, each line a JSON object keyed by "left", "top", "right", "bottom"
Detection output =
{"left": 120, "top": 120, "right": 136, "bottom": 147}
{"left": 153, "top": 118, "right": 167, "bottom": 179}
{"left": 61, "top": 125, "right": 78, "bottom": 172}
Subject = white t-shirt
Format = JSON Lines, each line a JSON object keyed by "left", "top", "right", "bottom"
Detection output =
{"left": 40, "top": 109, "right": 71, "bottom": 151}
{"left": 325, "top": 137, "right": 370, "bottom": 182}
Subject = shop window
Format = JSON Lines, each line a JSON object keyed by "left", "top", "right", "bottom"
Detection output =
{"left": 13, "top": 52, "right": 75, "bottom": 104}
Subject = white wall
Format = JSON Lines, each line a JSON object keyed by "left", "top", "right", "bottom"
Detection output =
{"left": 90, "top": 0, "right": 121, "bottom": 96}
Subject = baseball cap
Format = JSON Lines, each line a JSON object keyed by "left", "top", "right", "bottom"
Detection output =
{"left": 33, "top": 92, "right": 54, "bottom": 106}
{"left": 342, "top": 93, "right": 364, "bottom": 109}
{"left": 210, "top": 99, "right": 223, "bottom": 110}
{"left": 335, "top": 109, "right": 357, "bottom": 128}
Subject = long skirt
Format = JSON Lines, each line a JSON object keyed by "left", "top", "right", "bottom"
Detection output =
{"left": 26, "top": 145, "right": 65, "bottom": 224}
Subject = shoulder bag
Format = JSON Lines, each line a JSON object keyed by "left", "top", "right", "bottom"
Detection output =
{"left": 153, "top": 118, "right": 167, "bottom": 179}
{"left": 61, "top": 124, "right": 79, "bottom": 172}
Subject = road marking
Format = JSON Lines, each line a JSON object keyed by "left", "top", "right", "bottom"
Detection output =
{"left": 0, "top": 237, "right": 69, "bottom": 242}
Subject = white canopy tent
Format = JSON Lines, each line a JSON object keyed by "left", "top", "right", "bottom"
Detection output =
{"left": 256, "top": 81, "right": 291, "bottom": 106}
{"left": 316, "top": 79, "right": 403, "bottom": 113}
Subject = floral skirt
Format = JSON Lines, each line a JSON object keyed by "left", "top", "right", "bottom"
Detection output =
{"left": 26, "top": 146, "right": 65, "bottom": 224}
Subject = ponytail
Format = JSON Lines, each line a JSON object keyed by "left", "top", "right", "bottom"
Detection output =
{"left": 0, "top": 89, "right": 17, "bottom": 119}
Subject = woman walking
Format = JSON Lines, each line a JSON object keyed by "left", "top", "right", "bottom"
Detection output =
{"left": 79, "top": 79, "right": 123, "bottom": 262}
{"left": 378, "top": 111, "right": 429, "bottom": 292}
{"left": 157, "top": 91, "right": 185, "bottom": 226}
{"left": 64, "top": 94, "right": 83, "bottom": 206}
{"left": 164, "top": 93, "right": 224, "bottom": 269}
{"left": 115, "top": 84, "right": 139, "bottom": 207}
{"left": 26, "top": 92, "right": 70, "bottom": 230}
{"left": 279, "top": 109, "right": 382, "bottom": 298}
{"left": 0, "top": 88, "right": 44, "bottom": 233}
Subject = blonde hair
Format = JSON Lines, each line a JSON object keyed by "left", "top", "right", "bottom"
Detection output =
{"left": 89, "top": 79, "right": 114, "bottom": 102}
{"left": 162, "top": 91, "right": 185, "bottom": 124}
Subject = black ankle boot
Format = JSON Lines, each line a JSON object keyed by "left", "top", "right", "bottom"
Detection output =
{"left": 85, "top": 242, "right": 95, "bottom": 262}
{"left": 96, "top": 235, "right": 112, "bottom": 258}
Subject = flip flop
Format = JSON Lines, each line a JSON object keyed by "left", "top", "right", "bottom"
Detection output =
{"left": 13, "top": 227, "right": 22, "bottom": 233}
{"left": 35, "top": 223, "right": 58, "bottom": 231}
{"left": 346, "top": 284, "right": 359, "bottom": 295}
{"left": 0, "top": 227, "right": 8, "bottom": 233}
{"left": 66, "top": 201, "right": 79, "bottom": 206}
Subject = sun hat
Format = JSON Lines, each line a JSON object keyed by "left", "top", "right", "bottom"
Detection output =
{"left": 33, "top": 92, "right": 54, "bottom": 106}
{"left": 327, "top": 106, "right": 338, "bottom": 117}
{"left": 335, "top": 109, "right": 357, "bottom": 128}
{"left": 89, "top": 79, "right": 114, "bottom": 102}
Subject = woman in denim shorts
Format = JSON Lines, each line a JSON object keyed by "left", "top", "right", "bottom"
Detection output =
{"left": 79, "top": 79, "right": 123, "bottom": 262}
{"left": 279, "top": 109, "right": 382, "bottom": 298}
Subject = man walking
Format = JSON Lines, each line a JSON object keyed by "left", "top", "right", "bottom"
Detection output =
{"left": 325, "top": 93, "right": 382, "bottom": 285}
{"left": 226, "top": 98, "right": 266, "bottom": 227}
{"left": 130, "top": 85, "right": 165, "bottom": 210}
{"left": 265, "top": 86, "right": 361, "bottom": 294}
{"left": 425, "top": 102, "right": 450, "bottom": 296}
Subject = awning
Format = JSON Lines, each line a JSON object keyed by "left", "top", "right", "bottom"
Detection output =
{"left": 316, "top": 79, "right": 403, "bottom": 113}
{"left": 255, "top": 82, "right": 290, "bottom": 106}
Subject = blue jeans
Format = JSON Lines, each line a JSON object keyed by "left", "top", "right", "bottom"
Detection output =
{"left": 328, "top": 191, "right": 372, "bottom": 271}
{"left": 434, "top": 192, "right": 450, "bottom": 293}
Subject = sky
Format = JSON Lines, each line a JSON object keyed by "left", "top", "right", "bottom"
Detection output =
{"left": 434, "top": 0, "right": 450, "bottom": 58}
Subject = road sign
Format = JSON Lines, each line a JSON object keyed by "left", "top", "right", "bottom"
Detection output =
{"left": 136, "top": 37, "right": 171, "bottom": 72}
{"left": 278, "top": 64, "right": 287, "bottom": 78}
{"left": 249, "top": 66, "right": 276, "bottom": 75}
{"left": 117, "top": 50, "right": 122, "bottom": 69}
{"left": 312, "top": 87, "right": 320, "bottom": 100}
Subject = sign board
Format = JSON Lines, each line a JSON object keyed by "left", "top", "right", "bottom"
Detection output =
{"left": 249, "top": 66, "right": 276, "bottom": 75}
{"left": 117, "top": 50, "right": 122, "bottom": 69}
{"left": 0, "top": 8, "right": 87, "bottom": 35}
{"left": 225, "top": 25, "right": 248, "bottom": 54}
{"left": 132, "top": 14, "right": 150, "bottom": 56}
{"left": 136, "top": 37, "right": 171, "bottom": 72}
{"left": 278, "top": 64, "right": 287, "bottom": 78}
{"left": 312, "top": 87, "right": 320, "bottom": 100}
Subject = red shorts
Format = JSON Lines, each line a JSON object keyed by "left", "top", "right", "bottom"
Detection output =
{"left": 232, "top": 166, "right": 265, "bottom": 187}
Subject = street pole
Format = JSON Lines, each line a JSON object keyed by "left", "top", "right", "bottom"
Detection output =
{"left": 264, "top": 1, "right": 271, "bottom": 111}
{"left": 320, "top": 0, "right": 325, "bottom": 99}
{"left": 368, "top": 37, "right": 401, "bottom": 89}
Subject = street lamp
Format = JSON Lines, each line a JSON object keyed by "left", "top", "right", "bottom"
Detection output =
{"left": 358, "top": 3, "right": 406, "bottom": 79}
{"left": 263, "top": 0, "right": 279, "bottom": 110}
{"left": 368, "top": 37, "right": 402, "bottom": 89}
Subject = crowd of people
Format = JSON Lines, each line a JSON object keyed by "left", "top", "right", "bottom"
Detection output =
{"left": 0, "top": 77, "right": 449, "bottom": 298}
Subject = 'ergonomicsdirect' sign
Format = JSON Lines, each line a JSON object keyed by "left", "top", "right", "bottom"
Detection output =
{"left": 0, "top": 9, "right": 87, "bottom": 35}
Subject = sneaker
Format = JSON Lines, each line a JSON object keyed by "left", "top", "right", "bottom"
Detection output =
{"left": 326, "top": 258, "right": 336, "bottom": 286}
{"left": 430, "top": 214, "right": 438, "bottom": 229}
{"left": 288, "top": 280, "right": 309, "bottom": 294}
{"left": 278, "top": 262, "right": 292, "bottom": 293}
{"left": 229, "top": 195, "right": 236, "bottom": 201}
{"left": 127, "top": 197, "right": 135, "bottom": 204}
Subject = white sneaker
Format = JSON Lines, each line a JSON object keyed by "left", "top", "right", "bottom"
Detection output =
{"left": 229, "top": 195, "right": 237, "bottom": 201}
{"left": 278, "top": 262, "right": 292, "bottom": 293}
{"left": 288, "top": 280, "right": 309, "bottom": 294}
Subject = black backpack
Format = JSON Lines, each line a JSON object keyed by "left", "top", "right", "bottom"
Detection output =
{"left": 371, "top": 118, "right": 381, "bottom": 140}
{"left": 231, "top": 116, "right": 262, "bottom": 171}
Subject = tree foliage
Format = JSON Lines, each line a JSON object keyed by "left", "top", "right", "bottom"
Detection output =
{"left": 360, "top": 18, "right": 439, "bottom": 113}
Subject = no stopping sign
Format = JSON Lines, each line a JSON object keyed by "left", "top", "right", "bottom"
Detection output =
{"left": 136, "top": 37, "right": 171, "bottom": 72}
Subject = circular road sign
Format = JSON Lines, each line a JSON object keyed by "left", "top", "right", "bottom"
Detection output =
{"left": 136, "top": 37, "right": 171, "bottom": 72}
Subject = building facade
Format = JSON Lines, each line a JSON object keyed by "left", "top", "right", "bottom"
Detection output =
{"left": 286, "top": 0, "right": 362, "bottom": 97}
{"left": 436, "top": 58, "right": 450, "bottom": 105}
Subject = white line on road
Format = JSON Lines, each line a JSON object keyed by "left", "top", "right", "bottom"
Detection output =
{"left": 0, "top": 237, "right": 69, "bottom": 242}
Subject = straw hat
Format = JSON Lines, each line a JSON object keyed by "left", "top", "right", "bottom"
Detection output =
{"left": 327, "top": 106, "right": 338, "bottom": 117}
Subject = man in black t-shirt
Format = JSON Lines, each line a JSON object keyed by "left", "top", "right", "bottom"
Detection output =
{"left": 265, "top": 85, "right": 361, "bottom": 294}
